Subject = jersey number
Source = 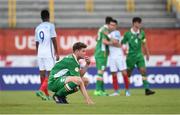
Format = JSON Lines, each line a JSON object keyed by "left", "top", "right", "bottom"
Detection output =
{"left": 39, "top": 31, "right": 44, "bottom": 42}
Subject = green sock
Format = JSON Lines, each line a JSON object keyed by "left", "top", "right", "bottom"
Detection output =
{"left": 102, "top": 82, "right": 105, "bottom": 92}
{"left": 55, "top": 82, "right": 78, "bottom": 97}
{"left": 96, "top": 73, "right": 103, "bottom": 91}
{"left": 142, "top": 75, "right": 149, "bottom": 89}
{"left": 96, "top": 80, "right": 103, "bottom": 91}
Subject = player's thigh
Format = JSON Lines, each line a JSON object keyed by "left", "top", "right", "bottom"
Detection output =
{"left": 117, "top": 56, "right": 127, "bottom": 71}
{"left": 37, "top": 58, "right": 45, "bottom": 71}
{"left": 126, "top": 56, "right": 136, "bottom": 71}
{"left": 48, "top": 76, "right": 66, "bottom": 92}
{"left": 95, "top": 57, "right": 107, "bottom": 71}
{"left": 136, "top": 55, "right": 145, "bottom": 69}
{"left": 65, "top": 76, "right": 82, "bottom": 85}
{"left": 44, "top": 58, "right": 55, "bottom": 71}
{"left": 109, "top": 57, "right": 118, "bottom": 72}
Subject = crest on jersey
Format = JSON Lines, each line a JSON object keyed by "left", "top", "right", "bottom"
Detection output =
{"left": 75, "top": 67, "right": 79, "bottom": 72}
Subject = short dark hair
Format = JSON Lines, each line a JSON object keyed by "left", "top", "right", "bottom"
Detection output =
{"left": 132, "top": 17, "right": 142, "bottom": 24}
{"left": 73, "top": 42, "right": 87, "bottom": 52}
{"left": 41, "top": 9, "right": 49, "bottom": 21}
{"left": 105, "top": 16, "right": 113, "bottom": 24}
{"left": 111, "top": 19, "right": 118, "bottom": 24}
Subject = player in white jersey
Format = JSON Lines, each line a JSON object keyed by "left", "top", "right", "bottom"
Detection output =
{"left": 35, "top": 9, "right": 59, "bottom": 100}
{"left": 107, "top": 19, "right": 130, "bottom": 96}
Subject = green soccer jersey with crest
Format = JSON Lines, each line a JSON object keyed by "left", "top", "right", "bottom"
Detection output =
{"left": 94, "top": 25, "right": 109, "bottom": 58}
{"left": 48, "top": 54, "right": 80, "bottom": 83}
{"left": 122, "top": 29, "right": 146, "bottom": 56}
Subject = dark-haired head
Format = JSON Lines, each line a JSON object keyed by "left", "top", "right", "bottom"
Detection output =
{"left": 105, "top": 16, "right": 113, "bottom": 24}
{"left": 132, "top": 17, "right": 142, "bottom": 24}
{"left": 41, "top": 9, "right": 49, "bottom": 21}
{"left": 73, "top": 42, "right": 87, "bottom": 52}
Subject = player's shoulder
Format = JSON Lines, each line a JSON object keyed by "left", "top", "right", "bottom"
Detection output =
{"left": 99, "top": 25, "right": 107, "bottom": 32}
{"left": 124, "top": 29, "right": 131, "bottom": 35}
{"left": 140, "top": 29, "right": 145, "bottom": 34}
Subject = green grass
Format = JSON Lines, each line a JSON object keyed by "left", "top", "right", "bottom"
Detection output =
{"left": 0, "top": 89, "right": 180, "bottom": 114}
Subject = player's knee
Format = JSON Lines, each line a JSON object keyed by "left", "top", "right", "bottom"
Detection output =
{"left": 82, "top": 77, "right": 89, "bottom": 87}
{"left": 73, "top": 77, "right": 83, "bottom": 85}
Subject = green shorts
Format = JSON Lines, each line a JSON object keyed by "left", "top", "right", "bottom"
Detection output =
{"left": 95, "top": 51, "right": 108, "bottom": 71}
{"left": 126, "top": 53, "right": 145, "bottom": 71}
{"left": 48, "top": 76, "right": 67, "bottom": 92}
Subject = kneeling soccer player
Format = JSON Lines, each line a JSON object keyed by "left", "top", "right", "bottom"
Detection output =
{"left": 48, "top": 42, "right": 94, "bottom": 104}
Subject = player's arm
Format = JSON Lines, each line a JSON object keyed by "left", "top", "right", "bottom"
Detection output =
{"left": 141, "top": 31, "right": 150, "bottom": 61}
{"left": 121, "top": 32, "right": 129, "bottom": 44}
{"left": 36, "top": 42, "right": 39, "bottom": 53}
{"left": 78, "top": 79, "right": 94, "bottom": 104}
{"left": 51, "top": 24, "right": 59, "bottom": 61}
{"left": 52, "top": 38, "right": 59, "bottom": 61}
{"left": 107, "top": 32, "right": 121, "bottom": 47}
{"left": 79, "top": 56, "right": 90, "bottom": 77}
{"left": 142, "top": 40, "right": 150, "bottom": 61}
{"left": 35, "top": 30, "right": 39, "bottom": 53}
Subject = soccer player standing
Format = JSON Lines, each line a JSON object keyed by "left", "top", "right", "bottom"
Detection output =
{"left": 94, "top": 16, "right": 113, "bottom": 96}
{"left": 48, "top": 42, "right": 94, "bottom": 104}
{"left": 107, "top": 19, "right": 130, "bottom": 96}
{"left": 35, "top": 9, "right": 59, "bottom": 100}
{"left": 121, "top": 17, "right": 155, "bottom": 95}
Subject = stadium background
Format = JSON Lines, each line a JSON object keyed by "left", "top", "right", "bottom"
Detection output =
{"left": 0, "top": 0, "right": 180, "bottom": 90}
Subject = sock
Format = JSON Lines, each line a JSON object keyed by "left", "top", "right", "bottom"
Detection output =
{"left": 142, "top": 75, "right": 149, "bottom": 90}
{"left": 112, "top": 73, "right": 119, "bottom": 91}
{"left": 96, "top": 73, "right": 103, "bottom": 91}
{"left": 40, "top": 77, "right": 49, "bottom": 96}
{"left": 40, "top": 77, "right": 45, "bottom": 86}
{"left": 123, "top": 74, "right": 129, "bottom": 90}
{"left": 55, "top": 82, "right": 78, "bottom": 97}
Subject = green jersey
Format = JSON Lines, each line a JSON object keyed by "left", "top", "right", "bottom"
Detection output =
{"left": 122, "top": 29, "right": 146, "bottom": 56}
{"left": 49, "top": 54, "right": 80, "bottom": 82}
{"left": 94, "top": 25, "right": 109, "bottom": 57}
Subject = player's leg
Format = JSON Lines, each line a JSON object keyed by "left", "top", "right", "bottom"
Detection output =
{"left": 36, "top": 58, "right": 48, "bottom": 100}
{"left": 109, "top": 58, "right": 120, "bottom": 96}
{"left": 40, "top": 57, "right": 55, "bottom": 99}
{"left": 94, "top": 56, "right": 108, "bottom": 96}
{"left": 52, "top": 76, "right": 79, "bottom": 104}
{"left": 137, "top": 56, "right": 155, "bottom": 95}
{"left": 118, "top": 56, "right": 130, "bottom": 96}
{"left": 121, "top": 70, "right": 130, "bottom": 96}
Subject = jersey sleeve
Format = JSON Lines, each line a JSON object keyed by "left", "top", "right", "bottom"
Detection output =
{"left": 121, "top": 32, "right": 128, "bottom": 44}
{"left": 142, "top": 30, "right": 146, "bottom": 43}
{"left": 50, "top": 24, "right": 57, "bottom": 39}
{"left": 112, "top": 31, "right": 121, "bottom": 41}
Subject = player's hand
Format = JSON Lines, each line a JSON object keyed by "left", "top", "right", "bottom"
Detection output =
{"left": 85, "top": 56, "right": 90, "bottom": 66}
{"left": 146, "top": 54, "right": 150, "bottom": 61}
{"left": 103, "top": 31, "right": 109, "bottom": 36}
{"left": 86, "top": 98, "right": 95, "bottom": 105}
{"left": 56, "top": 54, "right": 59, "bottom": 61}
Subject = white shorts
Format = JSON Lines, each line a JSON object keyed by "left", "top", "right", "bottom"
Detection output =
{"left": 37, "top": 57, "right": 55, "bottom": 71}
{"left": 109, "top": 55, "right": 127, "bottom": 72}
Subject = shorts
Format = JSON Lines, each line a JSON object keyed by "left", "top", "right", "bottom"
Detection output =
{"left": 95, "top": 52, "right": 108, "bottom": 71}
{"left": 48, "top": 76, "right": 67, "bottom": 92}
{"left": 126, "top": 53, "right": 145, "bottom": 71}
{"left": 109, "top": 55, "right": 127, "bottom": 72}
{"left": 37, "top": 57, "right": 55, "bottom": 71}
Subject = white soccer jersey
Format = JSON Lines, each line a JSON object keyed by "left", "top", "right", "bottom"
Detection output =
{"left": 35, "top": 22, "right": 57, "bottom": 58}
{"left": 108, "top": 30, "right": 124, "bottom": 58}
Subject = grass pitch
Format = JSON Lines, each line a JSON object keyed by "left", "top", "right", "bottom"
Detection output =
{"left": 0, "top": 89, "right": 180, "bottom": 114}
